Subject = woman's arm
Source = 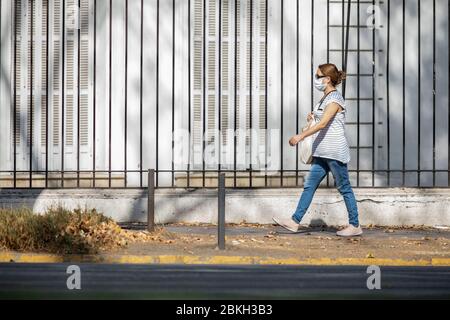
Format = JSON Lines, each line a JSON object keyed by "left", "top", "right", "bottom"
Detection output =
{"left": 289, "top": 102, "right": 341, "bottom": 146}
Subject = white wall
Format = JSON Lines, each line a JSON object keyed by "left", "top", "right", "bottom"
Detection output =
{"left": 2, "top": 187, "right": 450, "bottom": 226}
{"left": 0, "top": 0, "right": 449, "bottom": 187}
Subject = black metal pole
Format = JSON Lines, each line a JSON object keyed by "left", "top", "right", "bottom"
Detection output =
{"left": 418, "top": 0, "right": 421, "bottom": 187}
{"left": 187, "top": 0, "right": 191, "bottom": 188}
{"left": 357, "top": 0, "right": 360, "bottom": 187}
{"left": 342, "top": 0, "right": 351, "bottom": 98}
{"left": 45, "top": 0, "right": 50, "bottom": 188}
{"left": 77, "top": 0, "right": 81, "bottom": 188}
{"left": 13, "top": 0, "right": 17, "bottom": 188}
{"left": 171, "top": 0, "right": 175, "bottom": 187}
{"left": 402, "top": 0, "right": 405, "bottom": 186}
{"left": 432, "top": 0, "right": 436, "bottom": 186}
{"left": 201, "top": 0, "right": 205, "bottom": 187}
{"left": 125, "top": 0, "right": 129, "bottom": 187}
{"left": 218, "top": 172, "right": 226, "bottom": 250}
{"left": 233, "top": 0, "right": 237, "bottom": 188}
{"left": 218, "top": 0, "right": 222, "bottom": 177}
{"left": 139, "top": 0, "right": 144, "bottom": 187}
{"left": 93, "top": 0, "right": 97, "bottom": 188}
{"left": 147, "top": 169, "right": 155, "bottom": 232}
{"left": 30, "top": 0, "right": 34, "bottom": 188}
{"left": 108, "top": 0, "right": 112, "bottom": 188}
{"left": 249, "top": 0, "right": 253, "bottom": 187}
{"left": 62, "top": 0, "right": 66, "bottom": 187}
{"left": 386, "top": 0, "right": 391, "bottom": 186}
{"left": 156, "top": 0, "right": 160, "bottom": 188}
{"left": 296, "top": 0, "right": 299, "bottom": 186}
{"left": 264, "top": 0, "right": 268, "bottom": 187}
{"left": 280, "top": 0, "right": 284, "bottom": 186}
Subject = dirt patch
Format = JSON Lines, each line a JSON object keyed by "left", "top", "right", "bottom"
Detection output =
{"left": 110, "top": 224, "right": 450, "bottom": 261}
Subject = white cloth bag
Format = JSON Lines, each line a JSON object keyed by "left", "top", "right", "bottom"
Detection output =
{"left": 299, "top": 118, "right": 317, "bottom": 164}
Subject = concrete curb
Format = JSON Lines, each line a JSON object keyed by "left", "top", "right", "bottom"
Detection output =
{"left": 1, "top": 252, "right": 450, "bottom": 266}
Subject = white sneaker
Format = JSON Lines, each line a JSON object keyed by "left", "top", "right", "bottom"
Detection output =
{"left": 336, "top": 225, "right": 363, "bottom": 237}
{"left": 272, "top": 216, "right": 300, "bottom": 233}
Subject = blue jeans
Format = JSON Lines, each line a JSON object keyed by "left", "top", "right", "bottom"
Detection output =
{"left": 292, "top": 156, "right": 360, "bottom": 227}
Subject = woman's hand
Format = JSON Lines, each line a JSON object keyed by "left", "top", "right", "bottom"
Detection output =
{"left": 289, "top": 134, "right": 304, "bottom": 146}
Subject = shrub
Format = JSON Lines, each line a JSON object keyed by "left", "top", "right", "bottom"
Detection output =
{"left": 0, "top": 207, "right": 127, "bottom": 254}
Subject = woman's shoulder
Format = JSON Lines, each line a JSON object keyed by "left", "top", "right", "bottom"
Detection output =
{"left": 328, "top": 90, "right": 344, "bottom": 100}
{"left": 326, "top": 90, "right": 345, "bottom": 106}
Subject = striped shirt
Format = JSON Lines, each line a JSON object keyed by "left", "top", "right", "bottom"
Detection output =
{"left": 311, "top": 90, "right": 351, "bottom": 164}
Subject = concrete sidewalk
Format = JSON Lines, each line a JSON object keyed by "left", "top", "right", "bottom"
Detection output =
{"left": 1, "top": 223, "right": 449, "bottom": 266}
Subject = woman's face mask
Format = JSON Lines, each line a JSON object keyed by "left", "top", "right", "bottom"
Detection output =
{"left": 314, "top": 74, "right": 328, "bottom": 91}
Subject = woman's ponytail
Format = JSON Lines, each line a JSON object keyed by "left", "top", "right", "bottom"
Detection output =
{"left": 337, "top": 70, "right": 347, "bottom": 85}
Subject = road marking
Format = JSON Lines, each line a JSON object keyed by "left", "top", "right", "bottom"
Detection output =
{"left": 1, "top": 252, "right": 450, "bottom": 266}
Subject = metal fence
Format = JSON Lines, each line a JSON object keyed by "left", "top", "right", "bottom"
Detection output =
{"left": 0, "top": 0, "right": 449, "bottom": 189}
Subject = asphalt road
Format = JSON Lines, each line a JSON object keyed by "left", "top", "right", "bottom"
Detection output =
{"left": 0, "top": 263, "right": 449, "bottom": 299}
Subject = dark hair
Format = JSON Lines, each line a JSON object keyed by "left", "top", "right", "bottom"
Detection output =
{"left": 318, "top": 63, "right": 346, "bottom": 87}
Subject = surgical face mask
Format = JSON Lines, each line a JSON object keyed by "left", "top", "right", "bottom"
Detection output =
{"left": 314, "top": 74, "right": 328, "bottom": 91}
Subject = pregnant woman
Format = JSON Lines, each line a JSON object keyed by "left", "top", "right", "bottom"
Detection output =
{"left": 272, "top": 63, "right": 362, "bottom": 237}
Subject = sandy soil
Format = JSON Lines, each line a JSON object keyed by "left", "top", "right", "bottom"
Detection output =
{"left": 110, "top": 223, "right": 450, "bottom": 260}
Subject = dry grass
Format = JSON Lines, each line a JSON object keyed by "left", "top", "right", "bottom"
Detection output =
{"left": 0, "top": 207, "right": 131, "bottom": 254}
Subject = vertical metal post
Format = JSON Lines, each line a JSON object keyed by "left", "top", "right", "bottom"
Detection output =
{"left": 108, "top": 0, "right": 112, "bottom": 188}
{"left": 402, "top": 0, "right": 405, "bottom": 186}
{"left": 418, "top": 0, "right": 421, "bottom": 187}
{"left": 295, "top": 0, "right": 299, "bottom": 186}
{"left": 233, "top": 0, "right": 237, "bottom": 188}
{"left": 124, "top": 0, "right": 129, "bottom": 187}
{"left": 342, "top": 0, "right": 351, "bottom": 98}
{"left": 448, "top": 0, "right": 450, "bottom": 187}
{"left": 201, "top": 0, "right": 206, "bottom": 187}
{"left": 30, "top": 0, "right": 34, "bottom": 188}
{"left": 45, "top": 0, "right": 50, "bottom": 188}
{"left": 147, "top": 169, "right": 155, "bottom": 232}
{"left": 327, "top": 0, "right": 329, "bottom": 63}
{"left": 264, "top": 0, "right": 268, "bottom": 187}
{"left": 77, "top": 0, "right": 81, "bottom": 188}
{"left": 310, "top": 0, "right": 314, "bottom": 113}
{"left": 341, "top": 0, "right": 344, "bottom": 69}
{"left": 187, "top": 0, "right": 191, "bottom": 188}
{"left": 93, "top": 0, "right": 97, "bottom": 188}
{"left": 156, "top": 0, "right": 160, "bottom": 188}
{"left": 432, "top": 0, "right": 436, "bottom": 186}
{"left": 13, "top": 0, "right": 17, "bottom": 188}
{"left": 62, "top": 0, "right": 66, "bottom": 187}
{"left": 249, "top": 0, "right": 253, "bottom": 187}
{"left": 171, "top": 0, "right": 175, "bottom": 188}
{"left": 218, "top": 173, "right": 226, "bottom": 250}
{"left": 139, "top": 0, "right": 144, "bottom": 188}
{"left": 280, "top": 0, "right": 284, "bottom": 186}
{"left": 371, "top": 0, "right": 375, "bottom": 187}
{"left": 218, "top": 0, "right": 222, "bottom": 178}
{"left": 357, "top": 0, "right": 360, "bottom": 187}
{"left": 386, "top": 0, "right": 391, "bottom": 186}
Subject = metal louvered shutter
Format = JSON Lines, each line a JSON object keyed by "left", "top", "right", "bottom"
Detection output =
{"left": 11, "top": 0, "right": 93, "bottom": 172}
{"left": 191, "top": 0, "right": 267, "bottom": 170}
